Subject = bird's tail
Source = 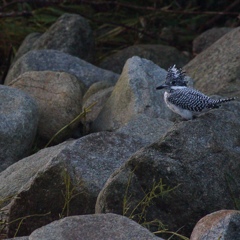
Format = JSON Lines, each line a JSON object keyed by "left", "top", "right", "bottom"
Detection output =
{"left": 209, "top": 97, "right": 236, "bottom": 109}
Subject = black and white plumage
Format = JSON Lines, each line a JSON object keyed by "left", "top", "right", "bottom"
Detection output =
{"left": 156, "top": 65, "right": 235, "bottom": 120}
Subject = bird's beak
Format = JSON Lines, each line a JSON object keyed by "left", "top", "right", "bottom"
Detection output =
{"left": 156, "top": 84, "right": 168, "bottom": 90}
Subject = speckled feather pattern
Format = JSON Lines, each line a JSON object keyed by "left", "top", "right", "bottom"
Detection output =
{"left": 156, "top": 65, "right": 235, "bottom": 119}
{"left": 168, "top": 87, "right": 234, "bottom": 112}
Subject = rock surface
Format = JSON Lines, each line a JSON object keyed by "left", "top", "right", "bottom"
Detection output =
{"left": 32, "top": 13, "right": 95, "bottom": 62}
{"left": 117, "top": 114, "right": 173, "bottom": 145}
{"left": 96, "top": 107, "right": 240, "bottom": 237}
{"left": 82, "top": 80, "right": 115, "bottom": 103}
{"left": 82, "top": 86, "right": 114, "bottom": 127}
{"left": 9, "top": 71, "right": 85, "bottom": 143}
{"left": 192, "top": 27, "right": 233, "bottom": 54}
{"left": 185, "top": 27, "right": 240, "bottom": 98}
{"left": 5, "top": 50, "right": 119, "bottom": 87}
{"left": 0, "top": 131, "right": 145, "bottom": 237}
{"left": 92, "top": 56, "right": 184, "bottom": 132}
{"left": 190, "top": 210, "right": 240, "bottom": 240}
{"left": 29, "top": 214, "right": 162, "bottom": 240}
{"left": 0, "top": 85, "right": 38, "bottom": 172}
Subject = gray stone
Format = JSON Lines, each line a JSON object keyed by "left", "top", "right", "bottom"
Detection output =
{"left": 82, "top": 86, "right": 114, "bottom": 127}
{"left": 32, "top": 13, "right": 95, "bottom": 62}
{"left": 117, "top": 114, "right": 173, "bottom": 145}
{"left": 0, "top": 142, "right": 67, "bottom": 207}
{"left": 99, "top": 44, "right": 190, "bottom": 74}
{"left": 193, "top": 27, "right": 233, "bottom": 54}
{"left": 184, "top": 27, "right": 240, "bottom": 98}
{"left": 81, "top": 81, "right": 116, "bottom": 133}
{"left": 96, "top": 107, "right": 240, "bottom": 237}
{"left": 0, "top": 85, "right": 38, "bottom": 172}
{"left": 92, "top": 56, "right": 193, "bottom": 132}
{"left": 9, "top": 71, "right": 84, "bottom": 143}
{"left": 29, "top": 214, "right": 163, "bottom": 240}
{"left": 92, "top": 57, "right": 168, "bottom": 131}
{"left": 190, "top": 210, "right": 240, "bottom": 240}
{"left": 0, "top": 131, "right": 145, "bottom": 237}
{"left": 5, "top": 50, "right": 119, "bottom": 87}
{"left": 82, "top": 80, "right": 115, "bottom": 103}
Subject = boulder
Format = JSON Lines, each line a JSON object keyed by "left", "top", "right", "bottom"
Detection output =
{"left": 184, "top": 27, "right": 240, "bottom": 98}
{"left": 192, "top": 27, "right": 233, "bottom": 54}
{"left": 0, "top": 85, "right": 38, "bottom": 172}
{"left": 82, "top": 86, "right": 113, "bottom": 125}
{"left": 92, "top": 56, "right": 187, "bottom": 131}
{"left": 29, "top": 214, "right": 163, "bottom": 240}
{"left": 32, "top": 13, "right": 95, "bottom": 62}
{"left": 9, "top": 71, "right": 85, "bottom": 143}
{"left": 0, "top": 131, "right": 145, "bottom": 237}
{"left": 81, "top": 81, "right": 115, "bottom": 132}
{"left": 99, "top": 44, "right": 190, "bottom": 74}
{"left": 96, "top": 106, "right": 240, "bottom": 237}
{"left": 117, "top": 114, "right": 173, "bottom": 145}
{"left": 190, "top": 210, "right": 240, "bottom": 240}
{"left": 93, "top": 56, "right": 194, "bottom": 131}
{"left": 5, "top": 50, "right": 119, "bottom": 87}
{"left": 82, "top": 80, "right": 115, "bottom": 103}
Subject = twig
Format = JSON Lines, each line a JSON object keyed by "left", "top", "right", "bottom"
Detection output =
{"left": 12, "top": 212, "right": 51, "bottom": 237}
{"left": 55, "top": 0, "right": 240, "bottom": 16}
{"left": 199, "top": 0, "right": 240, "bottom": 32}
{"left": 80, "top": 12, "right": 155, "bottom": 39}
{"left": 0, "top": 0, "right": 26, "bottom": 11}
{"left": 0, "top": 11, "right": 32, "bottom": 18}
{"left": 44, "top": 102, "right": 97, "bottom": 148}
{"left": 1, "top": 1, "right": 239, "bottom": 17}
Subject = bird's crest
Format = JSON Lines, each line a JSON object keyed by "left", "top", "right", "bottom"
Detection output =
{"left": 165, "top": 65, "right": 188, "bottom": 86}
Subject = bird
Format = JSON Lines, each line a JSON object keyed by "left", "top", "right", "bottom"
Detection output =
{"left": 156, "top": 65, "right": 235, "bottom": 120}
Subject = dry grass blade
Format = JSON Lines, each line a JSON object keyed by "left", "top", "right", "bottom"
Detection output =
{"left": 44, "top": 102, "right": 97, "bottom": 148}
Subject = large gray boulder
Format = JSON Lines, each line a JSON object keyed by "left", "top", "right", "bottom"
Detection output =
{"left": 96, "top": 105, "right": 240, "bottom": 237}
{"left": 0, "top": 85, "right": 38, "bottom": 172}
{"left": 5, "top": 50, "right": 119, "bottom": 87}
{"left": 0, "top": 131, "right": 145, "bottom": 237}
{"left": 32, "top": 13, "right": 95, "bottom": 62}
{"left": 184, "top": 27, "right": 240, "bottom": 98}
{"left": 99, "top": 44, "right": 190, "bottom": 74}
{"left": 29, "top": 214, "right": 163, "bottom": 240}
{"left": 9, "top": 71, "right": 85, "bottom": 143}
{"left": 117, "top": 114, "right": 173, "bottom": 145}
{"left": 92, "top": 56, "right": 189, "bottom": 132}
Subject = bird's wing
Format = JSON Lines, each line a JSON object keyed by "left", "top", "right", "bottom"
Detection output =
{"left": 168, "top": 88, "right": 211, "bottom": 112}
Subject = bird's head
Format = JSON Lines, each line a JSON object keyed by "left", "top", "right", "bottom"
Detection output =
{"left": 156, "top": 65, "right": 188, "bottom": 90}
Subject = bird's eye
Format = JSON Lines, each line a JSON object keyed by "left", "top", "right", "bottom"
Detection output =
{"left": 171, "top": 81, "right": 176, "bottom": 85}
